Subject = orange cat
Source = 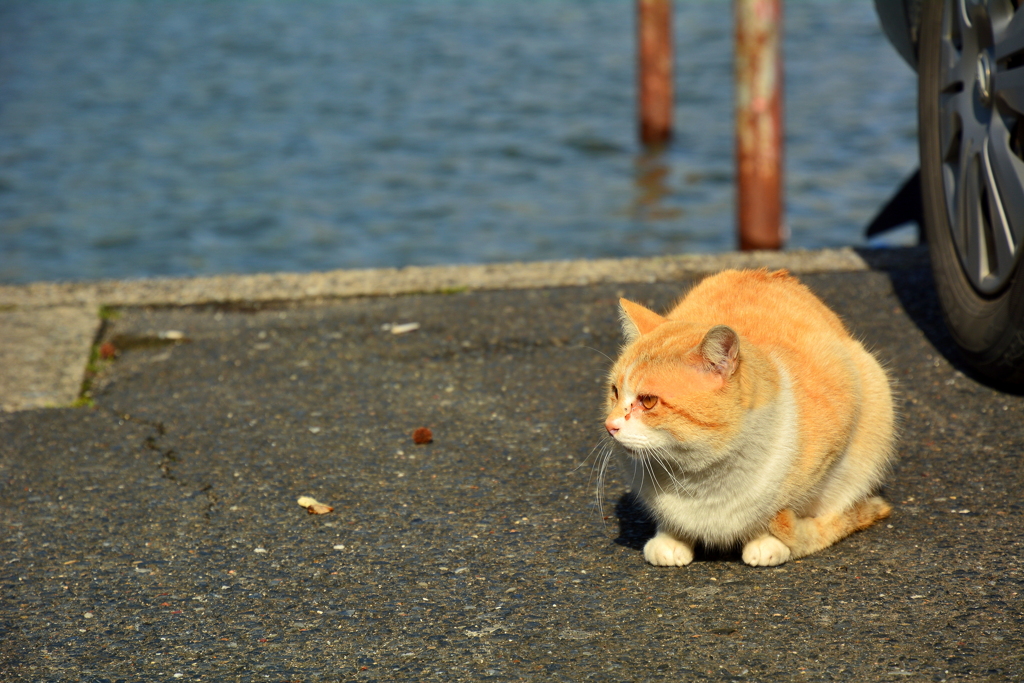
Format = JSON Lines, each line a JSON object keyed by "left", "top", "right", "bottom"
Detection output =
{"left": 604, "top": 269, "right": 895, "bottom": 566}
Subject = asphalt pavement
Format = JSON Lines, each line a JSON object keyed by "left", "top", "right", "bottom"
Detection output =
{"left": 2, "top": 249, "right": 1022, "bottom": 681}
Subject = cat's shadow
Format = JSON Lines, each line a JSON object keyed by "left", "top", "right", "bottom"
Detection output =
{"left": 613, "top": 492, "right": 738, "bottom": 562}
{"left": 612, "top": 491, "right": 656, "bottom": 551}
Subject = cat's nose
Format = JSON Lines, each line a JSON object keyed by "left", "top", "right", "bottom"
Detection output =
{"left": 605, "top": 417, "right": 621, "bottom": 436}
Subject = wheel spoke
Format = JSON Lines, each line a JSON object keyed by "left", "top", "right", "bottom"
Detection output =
{"left": 961, "top": 152, "right": 989, "bottom": 287}
{"left": 982, "top": 149, "right": 1018, "bottom": 286}
{"left": 983, "top": 113, "right": 1024, "bottom": 249}
{"left": 960, "top": 94, "right": 990, "bottom": 161}
{"left": 992, "top": 65, "right": 1024, "bottom": 116}
{"left": 992, "top": 5, "right": 1024, "bottom": 116}
{"left": 948, "top": 141, "right": 975, "bottom": 264}
{"left": 943, "top": 161, "right": 962, "bottom": 254}
{"left": 993, "top": 5, "right": 1024, "bottom": 62}
{"left": 939, "top": 34, "right": 967, "bottom": 93}
{"left": 939, "top": 92, "right": 966, "bottom": 161}
{"left": 947, "top": 0, "right": 972, "bottom": 45}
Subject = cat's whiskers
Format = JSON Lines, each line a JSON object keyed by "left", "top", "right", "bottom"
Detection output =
{"left": 576, "top": 432, "right": 611, "bottom": 473}
{"left": 638, "top": 444, "right": 699, "bottom": 499}
{"left": 588, "top": 437, "right": 617, "bottom": 526}
{"left": 642, "top": 448, "right": 672, "bottom": 496}
{"left": 632, "top": 446, "right": 660, "bottom": 497}
{"left": 652, "top": 450, "right": 683, "bottom": 496}
{"left": 651, "top": 445, "right": 698, "bottom": 496}
{"left": 578, "top": 345, "right": 616, "bottom": 365}
{"left": 599, "top": 441, "right": 621, "bottom": 526}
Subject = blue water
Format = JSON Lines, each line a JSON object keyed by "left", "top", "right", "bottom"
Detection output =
{"left": 0, "top": 1, "right": 918, "bottom": 284}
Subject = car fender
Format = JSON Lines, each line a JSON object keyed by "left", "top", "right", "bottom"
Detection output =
{"left": 874, "top": 0, "right": 923, "bottom": 71}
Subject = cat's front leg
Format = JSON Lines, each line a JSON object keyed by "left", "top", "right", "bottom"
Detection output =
{"left": 643, "top": 531, "right": 694, "bottom": 566}
{"left": 741, "top": 533, "right": 791, "bottom": 567}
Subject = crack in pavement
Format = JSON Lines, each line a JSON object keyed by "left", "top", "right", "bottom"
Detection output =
{"left": 98, "top": 406, "right": 220, "bottom": 520}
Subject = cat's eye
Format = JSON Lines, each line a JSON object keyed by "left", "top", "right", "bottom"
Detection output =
{"left": 639, "top": 395, "right": 658, "bottom": 410}
{"left": 611, "top": 385, "right": 618, "bottom": 400}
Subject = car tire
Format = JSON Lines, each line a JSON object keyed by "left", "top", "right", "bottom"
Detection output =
{"left": 918, "top": 0, "right": 1024, "bottom": 387}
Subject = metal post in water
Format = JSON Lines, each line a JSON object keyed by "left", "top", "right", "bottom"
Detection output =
{"left": 637, "top": 0, "right": 673, "bottom": 147}
{"left": 735, "top": 0, "right": 783, "bottom": 250}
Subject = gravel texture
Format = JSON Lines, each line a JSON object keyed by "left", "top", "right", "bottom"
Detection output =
{"left": 1, "top": 260, "right": 1022, "bottom": 681}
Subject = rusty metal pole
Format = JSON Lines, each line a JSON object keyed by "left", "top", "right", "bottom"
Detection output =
{"left": 637, "top": 0, "right": 673, "bottom": 147}
{"left": 735, "top": 0, "right": 783, "bottom": 250}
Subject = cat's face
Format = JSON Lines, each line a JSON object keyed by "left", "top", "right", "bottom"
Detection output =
{"left": 604, "top": 300, "right": 742, "bottom": 467}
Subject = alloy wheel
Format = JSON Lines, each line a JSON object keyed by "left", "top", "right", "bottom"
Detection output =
{"left": 938, "top": 0, "right": 1024, "bottom": 294}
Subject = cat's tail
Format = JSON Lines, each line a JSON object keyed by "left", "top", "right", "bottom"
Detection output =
{"left": 768, "top": 496, "right": 892, "bottom": 559}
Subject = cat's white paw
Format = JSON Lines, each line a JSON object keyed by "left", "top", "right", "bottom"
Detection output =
{"left": 742, "top": 534, "right": 791, "bottom": 567}
{"left": 643, "top": 532, "right": 694, "bottom": 566}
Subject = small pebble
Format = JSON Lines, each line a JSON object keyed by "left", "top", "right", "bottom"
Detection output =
{"left": 297, "top": 496, "right": 334, "bottom": 514}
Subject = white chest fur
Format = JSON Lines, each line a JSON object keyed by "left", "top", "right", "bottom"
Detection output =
{"left": 629, "top": 364, "right": 800, "bottom": 547}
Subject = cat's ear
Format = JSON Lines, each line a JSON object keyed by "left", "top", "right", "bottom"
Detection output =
{"left": 619, "top": 299, "right": 666, "bottom": 343}
{"left": 699, "top": 325, "right": 740, "bottom": 378}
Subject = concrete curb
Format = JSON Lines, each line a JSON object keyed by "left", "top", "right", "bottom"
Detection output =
{"left": 0, "top": 306, "right": 98, "bottom": 412}
{"left": 0, "top": 248, "right": 881, "bottom": 310}
{"left": 0, "top": 247, "right": 927, "bottom": 411}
